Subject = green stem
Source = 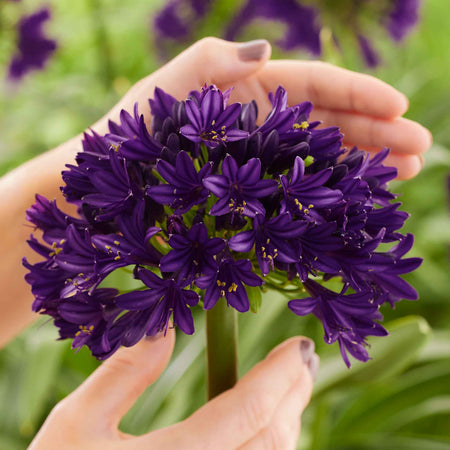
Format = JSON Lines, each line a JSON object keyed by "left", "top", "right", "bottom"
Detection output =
{"left": 206, "top": 297, "right": 238, "bottom": 400}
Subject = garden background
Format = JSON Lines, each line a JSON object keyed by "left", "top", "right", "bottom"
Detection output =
{"left": 0, "top": 0, "right": 449, "bottom": 448}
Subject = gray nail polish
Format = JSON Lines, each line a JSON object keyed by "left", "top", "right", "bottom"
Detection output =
{"left": 308, "top": 354, "right": 320, "bottom": 380}
{"left": 237, "top": 39, "right": 269, "bottom": 62}
{"left": 299, "top": 338, "right": 315, "bottom": 363}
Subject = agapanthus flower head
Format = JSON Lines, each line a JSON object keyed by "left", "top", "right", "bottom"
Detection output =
{"left": 8, "top": 7, "right": 57, "bottom": 81}
{"left": 25, "top": 84, "right": 421, "bottom": 367}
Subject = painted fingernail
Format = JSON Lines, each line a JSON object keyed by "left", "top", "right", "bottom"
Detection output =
{"left": 237, "top": 39, "right": 270, "bottom": 62}
{"left": 299, "top": 338, "right": 315, "bottom": 364}
{"left": 308, "top": 354, "right": 320, "bottom": 380}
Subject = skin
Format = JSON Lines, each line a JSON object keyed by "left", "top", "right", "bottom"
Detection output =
{"left": 30, "top": 332, "right": 317, "bottom": 450}
{"left": 0, "top": 38, "right": 432, "bottom": 448}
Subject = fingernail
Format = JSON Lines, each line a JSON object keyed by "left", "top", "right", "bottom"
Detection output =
{"left": 299, "top": 338, "right": 315, "bottom": 364}
{"left": 308, "top": 354, "right": 320, "bottom": 380}
{"left": 237, "top": 39, "right": 269, "bottom": 62}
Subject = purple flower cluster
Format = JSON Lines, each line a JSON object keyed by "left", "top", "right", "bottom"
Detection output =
{"left": 8, "top": 7, "right": 57, "bottom": 81}
{"left": 153, "top": 0, "right": 421, "bottom": 67}
{"left": 24, "top": 85, "right": 421, "bottom": 366}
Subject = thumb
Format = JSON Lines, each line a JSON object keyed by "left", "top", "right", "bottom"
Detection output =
{"left": 104, "top": 38, "right": 271, "bottom": 132}
{"left": 64, "top": 329, "right": 175, "bottom": 429}
{"left": 136, "top": 37, "right": 270, "bottom": 101}
{"left": 164, "top": 37, "right": 272, "bottom": 88}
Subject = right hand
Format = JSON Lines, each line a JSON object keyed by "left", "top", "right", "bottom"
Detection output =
{"left": 29, "top": 331, "right": 318, "bottom": 450}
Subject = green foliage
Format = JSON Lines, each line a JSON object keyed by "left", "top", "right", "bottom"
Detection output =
{"left": 0, "top": 0, "right": 449, "bottom": 448}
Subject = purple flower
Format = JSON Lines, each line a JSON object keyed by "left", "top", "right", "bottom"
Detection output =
{"left": 81, "top": 150, "right": 139, "bottom": 222}
{"left": 357, "top": 35, "right": 380, "bottom": 68}
{"left": 107, "top": 104, "right": 163, "bottom": 162}
{"left": 115, "top": 268, "right": 199, "bottom": 335}
{"left": 26, "top": 194, "right": 86, "bottom": 244}
{"left": 203, "top": 155, "right": 278, "bottom": 218}
{"left": 8, "top": 8, "right": 57, "bottom": 80}
{"left": 346, "top": 234, "right": 423, "bottom": 306}
{"left": 92, "top": 201, "right": 162, "bottom": 267}
{"left": 294, "top": 222, "right": 344, "bottom": 280}
{"left": 225, "top": 0, "right": 321, "bottom": 55}
{"left": 180, "top": 86, "right": 248, "bottom": 147}
{"left": 24, "top": 84, "right": 421, "bottom": 365}
{"left": 23, "top": 255, "right": 70, "bottom": 312}
{"left": 154, "top": 0, "right": 212, "bottom": 42}
{"left": 55, "top": 289, "right": 119, "bottom": 353}
{"left": 147, "top": 151, "right": 212, "bottom": 213}
{"left": 196, "top": 258, "right": 263, "bottom": 312}
{"left": 154, "top": 0, "right": 191, "bottom": 41}
{"left": 281, "top": 156, "right": 342, "bottom": 219}
{"left": 229, "top": 213, "right": 307, "bottom": 276}
{"left": 385, "top": 0, "right": 421, "bottom": 41}
{"left": 161, "top": 223, "right": 225, "bottom": 280}
{"left": 289, "top": 279, "right": 388, "bottom": 367}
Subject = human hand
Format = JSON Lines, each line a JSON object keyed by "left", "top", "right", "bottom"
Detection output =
{"left": 29, "top": 331, "right": 318, "bottom": 450}
{"left": 106, "top": 37, "right": 432, "bottom": 180}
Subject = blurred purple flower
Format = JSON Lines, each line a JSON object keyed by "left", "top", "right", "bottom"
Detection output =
{"left": 8, "top": 8, "right": 57, "bottom": 81}
{"left": 225, "top": 0, "right": 321, "bottom": 55}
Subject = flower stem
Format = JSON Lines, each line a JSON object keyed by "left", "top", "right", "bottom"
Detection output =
{"left": 206, "top": 298, "right": 238, "bottom": 400}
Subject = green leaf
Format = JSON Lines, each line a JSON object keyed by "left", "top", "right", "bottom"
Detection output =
{"left": 329, "top": 359, "right": 450, "bottom": 439}
{"left": 314, "top": 316, "right": 431, "bottom": 396}
{"left": 343, "top": 434, "right": 450, "bottom": 450}
{"left": 16, "top": 337, "right": 66, "bottom": 437}
{"left": 247, "top": 285, "right": 263, "bottom": 313}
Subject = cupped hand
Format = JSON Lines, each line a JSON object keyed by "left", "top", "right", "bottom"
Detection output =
{"left": 29, "top": 331, "right": 318, "bottom": 450}
{"left": 104, "top": 37, "right": 431, "bottom": 180}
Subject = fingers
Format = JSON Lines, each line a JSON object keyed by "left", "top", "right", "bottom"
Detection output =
{"left": 258, "top": 60, "right": 409, "bottom": 119}
{"left": 240, "top": 353, "right": 319, "bottom": 450}
{"left": 174, "top": 337, "right": 317, "bottom": 450}
{"left": 62, "top": 329, "right": 175, "bottom": 432}
{"left": 311, "top": 108, "right": 432, "bottom": 157}
{"left": 160, "top": 37, "right": 272, "bottom": 89}
{"left": 364, "top": 150, "right": 423, "bottom": 180}
{"left": 112, "top": 38, "right": 271, "bottom": 125}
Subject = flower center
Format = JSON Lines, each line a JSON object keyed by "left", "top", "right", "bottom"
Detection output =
{"left": 216, "top": 279, "right": 238, "bottom": 297}
{"left": 201, "top": 123, "right": 227, "bottom": 143}
{"left": 75, "top": 325, "right": 94, "bottom": 337}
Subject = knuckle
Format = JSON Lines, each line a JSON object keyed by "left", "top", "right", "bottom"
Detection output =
{"left": 194, "top": 37, "right": 221, "bottom": 60}
{"left": 107, "top": 353, "right": 137, "bottom": 371}
{"left": 197, "top": 36, "right": 221, "bottom": 50}
{"left": 239, "top": 390, "right": 274, "bottom": 434}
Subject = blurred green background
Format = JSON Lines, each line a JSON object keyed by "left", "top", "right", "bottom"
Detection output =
{"left": 0, "top": 0, "right": 449, "bottom": 449}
